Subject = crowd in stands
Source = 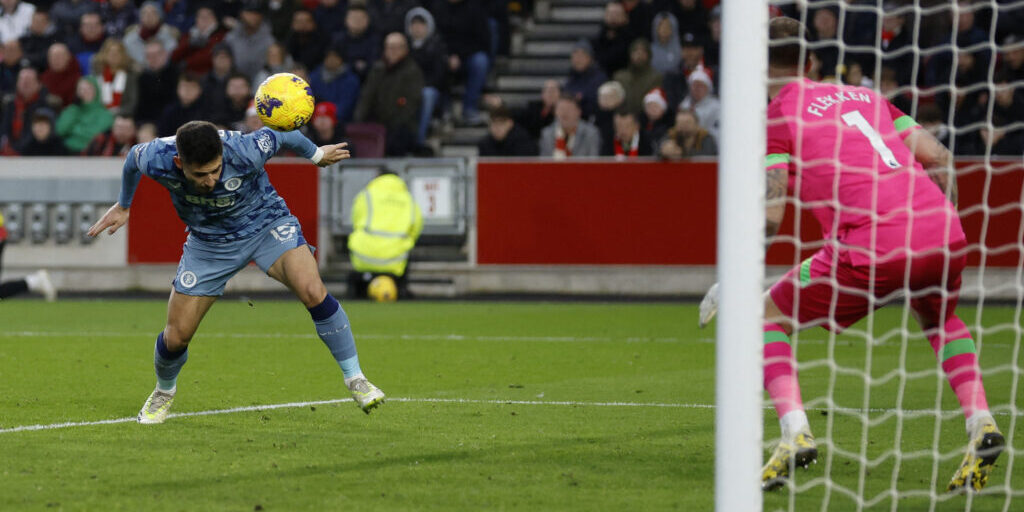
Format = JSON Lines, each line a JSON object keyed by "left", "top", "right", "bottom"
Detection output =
{"left": 480, "top": 0, "right": 1024, "bottom": 158}
{"left": 0, "top": 0, "right": 1019, "bottom": 160}
{"left": 0, "top": 0, "right": 511, "bottom": 157}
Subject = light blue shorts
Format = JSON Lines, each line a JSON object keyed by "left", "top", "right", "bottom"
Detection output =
{"left": 173, "top": 215, "right": 312, "bottom": 296}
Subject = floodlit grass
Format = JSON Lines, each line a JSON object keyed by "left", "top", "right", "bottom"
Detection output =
{"left": 0, "top": 299, "right": 1021, "bottom": 511}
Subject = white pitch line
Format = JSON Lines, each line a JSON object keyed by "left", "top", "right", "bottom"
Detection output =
{"left": 0, "top": 331, "right": 681, "bottom": 343}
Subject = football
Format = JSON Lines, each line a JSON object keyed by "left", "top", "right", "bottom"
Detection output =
{"left": 254, "top": 73, "right": 315, "bottom": 131}
{"left": 367, "top": 275, "right": 398, "bottom": 303}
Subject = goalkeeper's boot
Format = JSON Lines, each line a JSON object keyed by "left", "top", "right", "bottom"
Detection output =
{"left": 138, "top": 388, "right": 175, "bottom": 425}
{"left": 762, "top": 429, "right": 818, "bottom": 491}
{"left": 947, "top": 421, "right": 1005, "bottom": 493}
{"left": 347, "top": 377, "right": 385, "bottom": 414}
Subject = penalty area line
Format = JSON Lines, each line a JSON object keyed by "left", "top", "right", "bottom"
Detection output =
{"left": 0, "top": 397, "right": 700, "bottom": 434}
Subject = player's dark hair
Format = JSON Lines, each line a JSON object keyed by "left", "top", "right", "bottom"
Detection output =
{"left": 176, "top": 121, "right": 222, "bottom": 166}
{"left": 768, "top": 16, "right": 805, "bottom": 69}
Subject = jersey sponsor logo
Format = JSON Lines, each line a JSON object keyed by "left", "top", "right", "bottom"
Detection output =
{"left": 179, "top": 271, "right": 198, "bottom": 289}
{"left": 256, "top": 131, "right": 274, "bottom": 155}
{"left": 270, "top": 224, "right": 297, "bottom": 242}
{"left": 224, "top": 177, "right": 243, "bottom": 191}
{"left": 185, "top": 194, "right": 236, "bottom": 208}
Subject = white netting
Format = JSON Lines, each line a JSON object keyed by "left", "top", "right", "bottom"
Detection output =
{"left": 760, "top": 0, "right": 1024, "bottom": 510}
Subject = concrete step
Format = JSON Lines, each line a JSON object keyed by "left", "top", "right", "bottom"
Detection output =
{"left": 440, "top": 145, "right": 480, "bottom": 158}
{"left": 448, "top": 126, "right": 488, "bottom": 146}
{"left": 490, "top": 91, "right": 536, "bottom": 110}
{"left": 550, "top": 0, "right": 607, "bottom": 6}
{"left": 501, "top": 57, "right": 571, "bottom": 75}
{"left": 523, "top": 40, "right": 577, "bottom": 57}
{"left": 523, "top": 22, "right": 598, "bottom": 41}
{"left": 549, "top": 6, "right": 604, "bottom": 23}
{"left": 496, "top": 75, "right": 562, "bottom": 92}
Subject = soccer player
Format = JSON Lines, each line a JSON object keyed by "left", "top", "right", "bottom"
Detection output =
{"left": 87, "top": 121, "right": 386, "bottom": 424}
{"left": 710, "top": 17, "right": 1003, "bottom": 492}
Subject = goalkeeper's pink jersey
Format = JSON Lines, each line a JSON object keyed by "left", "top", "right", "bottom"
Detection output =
{"left": 765, "top": 78, "right": 965, "bottom": 266}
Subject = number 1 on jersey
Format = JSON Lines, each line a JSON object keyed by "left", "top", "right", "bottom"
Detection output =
{"left": 841, "top": 110, "right": 901, "bottom": 169}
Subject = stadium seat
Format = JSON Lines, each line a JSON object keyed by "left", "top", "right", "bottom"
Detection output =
{"left": 345, "top": 123, "right": 387, "bottom": 159}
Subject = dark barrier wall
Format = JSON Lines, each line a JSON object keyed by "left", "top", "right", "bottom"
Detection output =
{"left": 476, "top": 159, "right": 1024, "bottom": 268}
{"left": 128, "top": 163, "right": 319, "bottom": 264}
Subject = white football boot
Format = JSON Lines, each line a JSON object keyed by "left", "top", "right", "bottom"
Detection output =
{"left": 138, "top": 388, "right": 176, "bottom": 424}
{"left": 347, "top": 377, "right": 385, "bottom": 414}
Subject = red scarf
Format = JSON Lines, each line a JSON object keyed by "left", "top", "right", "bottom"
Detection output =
{"left": 553, "top": 126, "right": 574, "bottom": 159}
{"left": 613, "top": 132, "right": 639, "bottom": 160}
{"left": 11, "top": 92, "right": 38, "bottom": 141}
{"left": 101, "top": 66, "right": 124, "bottom": 108}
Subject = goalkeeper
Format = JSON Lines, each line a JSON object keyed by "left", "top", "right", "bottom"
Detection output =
{"left": 733, "top": 17, "right": 1002, "bottom": 492}
{"left": 87, "top": 121, "right": 386, "bottom": 424}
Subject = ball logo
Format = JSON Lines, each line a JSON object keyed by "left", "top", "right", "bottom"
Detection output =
{"left": 224, "top": 177, "right": 242, "bottom": 191}
{"left": 179, "top": 271, "right": 198, "bottom": 289}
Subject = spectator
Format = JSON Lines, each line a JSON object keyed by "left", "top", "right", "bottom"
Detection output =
{"left": 620, "top": 0, "right": 653, "bottom": 42}
{"left": 594, "top": 80, "right": 625, "bottom": 145}
{"left": 0, "top": 0, "right": 34, "bottom": 44}
{"left": 658, "top": 108, "right": 716, "bottom": 159}
{"left": 202, "top": 44, "right": 235, "bottom": 113}
{"left": 137, "top": 121, "right": 157, "bottom": 143}
{"left": 332, "top": 5, "right": 380, "bottom": 81}
{"left": 540, "top": 94, "right": 601, "bottom": 159}
{"left": 136, "top": 40, "right": 179, "bottom": 124}
{"left": 41, "top": 43, "right": 81, "bottom": 107}
{"left": 1000, "top": 34, "right": 1024, "bottom": 83}
{"left": 662, "top": 31, "right": 707, "bottom": 108}
{"left": 122, "top": 2, "right": 179, "bottom": 68}
{"left": 916, "top": 104, "right": 951, "bottom": 148}
{"left": 354, "top": 32, "right": 424, "bottom": 156}
{"left": 602, "top": 108, "right": 652, "bottom": 159}
{"left": 654, "top": 0, "right": 707, "bottom": 38}
{"left": 18, "top": 10, "right": 58, "bottom": 71}
{"left": 980, "top": 72, "right": 1024, "bottom": 156}
{"left": 158, "top": 73, "right": 207, "bottom": 136}
{"left": 254, "top": 42, "right": 296, "bottom": 88}
{"left": 314, "top": 0, "right": 348, "bottom": 40}
{"left": 703, "top": 4, "right": 721, "bottom": 70}
{"left": 926, "top": 0, "right": 990, "bottom": 88}
{"left": 810, "top": 6, "right": 841, "bottom": 81}
{"left": 15, "top": 108, "right": 65, "bottom": 155}
{"left": 0, "top": 38, "right": 24, "bottom": 94}
{"left": 83, "top": 113, "right": 136, "bottom": 156}
{"left": 243, "top": 100, "right": 263, "bottom": 133}
{"left": 266, "top": 0, "right": 302, "bottom": 42}
{"left": 406, "top": 7, "right": 446, "bottom": 146}
{"left": 650, "top": 12, "right": 681, "bottom": 74}
{"left": 91, "top": 38, "right": 138, "bottom": 117}
{"left": 50, "top": 0, "right": 96, "bottom": 38}
{"left": 879, "top": 67, "right": 912, "bottom": 115}
{"left": 876, "top": 8, "right": 915, "bottom": 86}
{"left": 309, "top": 45, "right": 360, "bottom": 126}
{"left": 433, "top": 0, "right": 492, "bottom": 124}
{"left": 56, "top": 75, "right": 113, "bottom": 153}
{"left": 841, "top": 60, "right": 872, "bottom": 88}
{"left": 369, "top": 0, "right": 416, "bottom": 36}
{"left": 100, "top": 0, "right": 137, "bottom": 39}
{"left": 224, "top": 1, "right": 274, "bottom": 82}
{"left": 308, "top": 101, "right": 341, "bottom": 146}
{"left": 613, "top": 38, "right": 662, "bottom": 114}
{"left": 592, "top": 1, "right": 635, "bottom": 77}
{"left": 66, "top": 12, "right": 106, "bottom": 72}
{"left": 640, "top": 87, "right": 672, "bottom": 145}
{"left": 678, "top": 66, "right": 718, "bottom": 141}
{"left": 170, "top": 6, "right": 226, "bottom": 76}
{"left": 1, "top": 67, "right": 61, "bottom": 150}
{"left": 519, "top": 79, "right": 561, "bottom": 139}
{"left": 213, "top": 73, "right": 252, "bottom": 131}
{"left": 478, "top": 105, "right": 537, "bottom": 157}
{"left": 564, "top": 39, "right": 607, "bottom": 118}
{"left": 285, "top": 9, "right": 326, "bottom": 73}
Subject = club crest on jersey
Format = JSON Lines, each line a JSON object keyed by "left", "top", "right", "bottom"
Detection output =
{"left": 224, "top": 177, "right": 242, "bottom": 191}
{"left": 179, "top": 271, "right": 198, "bottom": 289}
{"left": 185, "top": 194, "right": 235, "bottom": 208}
{"left": 256, "top": 131, "right": 274, "bottom": 155}
{"left": 271, "top": 225, "right": 297, "bottom": 242}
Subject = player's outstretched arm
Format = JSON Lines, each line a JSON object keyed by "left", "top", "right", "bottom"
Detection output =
{"left": 87, "top": 203, "right": 130, "bottom": 237}
{"left": 904, "top": 129, "right": 957, "bottom": 207}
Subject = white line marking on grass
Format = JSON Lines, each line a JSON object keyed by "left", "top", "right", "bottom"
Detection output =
{"left": 0, "top": 331, "right": 682, "bottom": 343}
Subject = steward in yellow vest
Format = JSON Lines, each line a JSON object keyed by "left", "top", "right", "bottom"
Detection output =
{"left": 347, "top": 172, "right": 423, "bottom": 297}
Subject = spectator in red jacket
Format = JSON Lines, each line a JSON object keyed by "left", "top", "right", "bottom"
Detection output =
{"left": 40, "top": 42, "right": 81, "bottom": 107}
{"left": 170, "top": 6, "right": 226, "bottom": 76}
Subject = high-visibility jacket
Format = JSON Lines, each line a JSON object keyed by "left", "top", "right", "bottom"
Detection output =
{"left": 0, "top": 211, "right": 6, "bottom": 242}
{"left": 348, "top": 174, "right": 423, "bottom": 276}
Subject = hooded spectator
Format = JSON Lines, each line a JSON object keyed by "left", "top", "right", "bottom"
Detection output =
{"left": 613, "top": 38, "right": 663, "bottom": 114}
{"left": 564, "top": 39, "right": 608, "bottom": 118}
{"left": 478, "top": 105, "right": 538, "bottom": 157}
{"left": 406, "top": 7, "right": 447, "bottom": 145}
{"left": 122, "top": 2, "right": 179, "bottom": 67}
{"left": 170, "top": 6, "right": 226, "bottom": 76}
{"left": 654, "top": 0, "right": 707, "bottom": 38}
{"left": 40, "top": 43, "right": 81, "bottom": 107}
{"left": 309, "top": 44, "right": 360, "bottom": 126}
{"left": 56, "top": 75, "right": 114, "bottom": 153}
{"left": 650, "top": 11, "right": 681, "bottom": 74}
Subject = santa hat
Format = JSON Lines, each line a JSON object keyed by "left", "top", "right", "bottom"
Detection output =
{"left": 688, "top": 66, "right": 713, "bottom": 91}
{"left": 643, "top": 88, "right": 668, "bottom": 110}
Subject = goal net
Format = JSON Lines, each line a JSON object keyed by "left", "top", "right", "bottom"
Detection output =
{"left": 719, "top": 0, "right": 1024, "bottom": 510}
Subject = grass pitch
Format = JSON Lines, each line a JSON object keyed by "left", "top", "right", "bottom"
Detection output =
{"left": 0, "top": 299, "right": 1021, "bottom": 511}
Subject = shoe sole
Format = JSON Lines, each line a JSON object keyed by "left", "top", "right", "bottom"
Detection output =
{"left": 949, "top": 431, "right": 1005, "bottom": 492}
{"left": 360, "top": 397, "right": 385, "bottom": 415}
{"left": 762, "top": 446, "right": 818, "bottom": 492}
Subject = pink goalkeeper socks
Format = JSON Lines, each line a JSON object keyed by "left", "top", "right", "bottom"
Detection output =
{"left": 928, "top": 316, "right": 990, "bottom": 419}
{"left": 764, "top": 323, "right": 805, "bottom": 418}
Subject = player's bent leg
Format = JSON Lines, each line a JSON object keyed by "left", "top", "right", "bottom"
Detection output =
{"left": 139, "top": 291, "right": 217, "bottom": 425}
{"left": 266, "top": 246, "right": 386, "bottom": 414}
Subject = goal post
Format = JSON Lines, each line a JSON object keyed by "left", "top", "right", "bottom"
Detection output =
{"left": 715, "top": 0, "right": 768, "bottom": 510}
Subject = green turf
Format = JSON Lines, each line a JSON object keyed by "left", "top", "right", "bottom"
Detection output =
{"left": 0, "top": 299, "right": 1021, "bottom": 511}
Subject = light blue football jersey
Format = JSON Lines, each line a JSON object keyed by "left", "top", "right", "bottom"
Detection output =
{"left": 118, "top": 128, "right": 318, "bottom": 243}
